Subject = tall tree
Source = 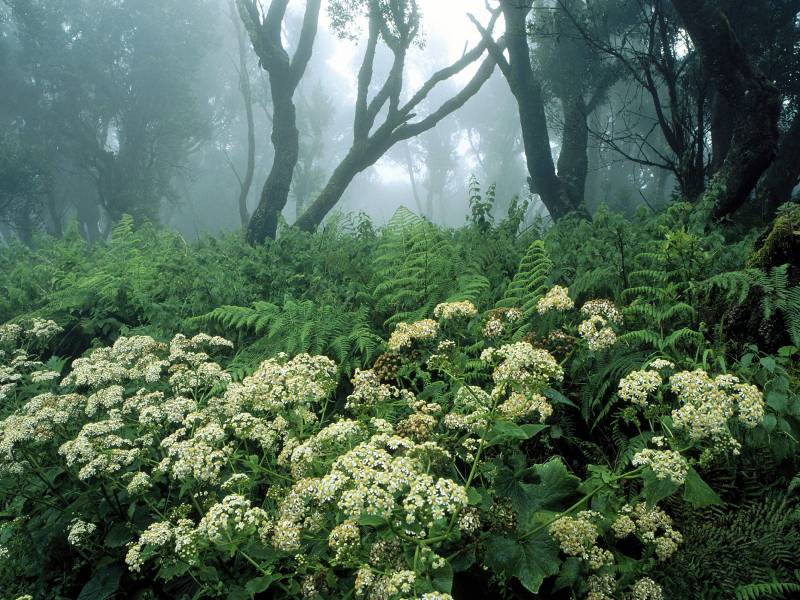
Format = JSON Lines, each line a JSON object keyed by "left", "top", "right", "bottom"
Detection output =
{"left": 236, "top": 0, "right": 322, "bottom": 244}
{"left": 670, "top": 0, "right": 781, "bottom": 219}
{"left": 229, "top": 0, "right": 257, "bottom": 231}
{"left": 294, "top": 0, "right": 500, "bottom": 232}
{"left": 471, "top": 0, "right": 593, "bottom": 220}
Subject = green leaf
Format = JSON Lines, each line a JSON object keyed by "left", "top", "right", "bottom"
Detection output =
{"left": 543, "top": 388, "right": 577, "bottom": 408}
{"left": 484, "top": 531, "right": 561, "bottom": 594}
{"left": 683, "top": 468, "right": 722, "bottom": 508}
{"left": 516, "top": 458, "right": 580, "bottom": 522}
{"left": 760, "top": 356, "right": 776, "bottom": 372}
{"left": 766, "top": 391, "right": 788, "bottom": 412}
{"left": 642, "top": 469, "right": 679, "bottom": 505}
{"left": 245, "top": 575, "right": 279, "bottom": 595}
{"left": 486, "top": 421, "right": 546, "bottom": 446}
{"left": 77, "top": 565, "right": 122, "bottom": 600}
{"left": 104, "top": 523, "right": 132, "bottom": 548}
{"left": 357, "top": 514, "right": 385, "bottom": 526}
{"left": 763, "top": 413, "right": 777, "bottom": 432}
{"left": 431, "top": 562, "right": 454, "bottom": 593}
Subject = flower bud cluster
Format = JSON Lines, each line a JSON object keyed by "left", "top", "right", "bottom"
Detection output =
{"left": 578, "top": 315, "right": 617, "bottom": 351}
{"left": 612, "top": 503, "right": 682, "bottom": 561}
{"left": 536, "top": 285, "right": 574, "bottom": 314}
{"left": 433, "top": 301, "right": 478, "bottom": 321}
{"left": 387, "top": 319, "right": 439, "bottom": 351}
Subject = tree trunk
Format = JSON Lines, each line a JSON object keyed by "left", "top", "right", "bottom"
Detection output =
{"left": 294, "top": 140, "right": 388, "bottom": 232}
{"left": 45, "top": 192, "right": 63, "bottom": 238}
{"left": 709, "top": 89, "right": 733, "bottom": 175}
{"left": 755, "top": 111, "right": 800, "bottom": 219}
{"left": 670, "top": 0, "right": 780, "bottom": 220}
{"left": 556, "top": 94, "right": 589, "bottom": 211}
{"left": 500, "top": 0, "right": 576, "bottom": 221}
{"left": 246, "top": 83, "right": 299, "bottom": 244}
{"left": 232, "top": 0, "right": 255, "bottom": 231}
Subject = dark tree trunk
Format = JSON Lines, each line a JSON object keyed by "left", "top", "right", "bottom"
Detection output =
{"left": 755, "top": 111, "right": 800, "bottom": 219}
{"left": 45, "top": 192, "right": 63, "bottom": 238}
{"left": 295, "top": 139, "right": 389, "bottom": 232}
{"left": 237, "top": 0, "right": 321, "bottom": 244}
{"left": 671, "top": 0, "right": 781, "bottom": 220}
{"left": 246, "top": 81, "right": 297, "bottom": 244}
{"left": 294, "top": 6, "right": 498, "bottom": 233}
{"left": 709, "top": 89, "right": 734, "bottom": 175}
{"left": 499, "top": 0, "right": 576, "bottom": 220}
{"left": 232, "top": 0, "right": 255, "bottom": 231}
{"left": 76, "top": 195, "right": 102, "bottom": 244}
{"left": 557, "top": 95, "right": 589, "bottom": 210}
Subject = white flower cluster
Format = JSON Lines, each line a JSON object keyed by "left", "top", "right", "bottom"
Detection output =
{"left": 618, "top": 369, "right": 662, "bottom": 407}
{"left": 328, "top": 519, "right": 361, "bottom": 564}
{"left": 196, "top": 493, "right": 272, "bottom": 544}
{"left": 578, "top": 315, "right": 617, "bottom": 351}
{"left": 481, "top": 342, "right": 563, "bottom": 388}
{"left": 223, "top": 352, "right": 338, "bottom": 414}
{"left": 632, "top": 448, "right": 689, "bottom": 484}
{"left": 497, "top": 391, "right": 553, "bottom": 421}
{"left": 648, "top": 358, "right": 675, "bottom": 370}
{"left": 387, "top": 319, "right": 439, "bottom": 351}
{"left": 549, "top": 511, "right": 613, "bottom": 570}
{"left": 346, "top": 369, "right": 414, "bottom": 413}
{"left": 580, "top": 299, "right": 623, "bottom": 325}
{"left": 536, "top": 285, "right": 574, "bottom": 314}
{"left": 62, "top": 336, "right": 168, "bottom": 389}
{"left": 669, "top": 370, "right": 765, "bottom": 441}
{"left": 629, "top": 577, "right": 664, "bottom": 600}
{"left": 125, "top": 519, "right": 198, "bottom": 572}
{"left": 480, "top": 342, "right": 563, "bottom": 423}
{"left": 433, "top": 301, "right": 478, "bottom": 321}
{"left": 611, "top": 503, "right": 682, "bottom": 561}
{"left": 274, "top": 433, "right": 467, "bottom": 553}
{"left": 67, "top": 519, "right": 97, "bottom": 546}
{"left": 586, "top": 574, "right": 617, "bottom": 600}
{"left": 481, "top": 307, "right": 522, "bottom": 339}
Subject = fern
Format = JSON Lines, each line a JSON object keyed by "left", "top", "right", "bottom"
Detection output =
{"left": 201, "top": 297, "right": 382, "bottom": 373}
{"left": 736, "top": 580, "right": 800, "bottom": 600}
{"left": 495, "top": 239, "right": 552, "bottom": 337}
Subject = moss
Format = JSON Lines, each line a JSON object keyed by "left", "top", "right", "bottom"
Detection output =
{"left": 747, "top": 203, "right": 800, "bottom": 271}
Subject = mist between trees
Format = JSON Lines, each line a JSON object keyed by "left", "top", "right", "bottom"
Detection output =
{"left": 1, "top": 0, "right": 797, "bottom": 244}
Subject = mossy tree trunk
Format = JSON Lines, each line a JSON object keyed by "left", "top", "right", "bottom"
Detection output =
{"left": 671, "top": 0, "right": 781, "bottom": 220}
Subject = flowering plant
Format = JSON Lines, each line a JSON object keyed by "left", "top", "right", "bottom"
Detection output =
{"left": 0, "top": 294, "right": 773, "bottom": 600}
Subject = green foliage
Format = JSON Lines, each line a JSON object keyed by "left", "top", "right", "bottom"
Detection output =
{"left": 202, "top": 297, "right": 382, "bottom": 373}
{"left": 495, "top": 239, "right": 552, "bottom": 336}
{"left": 0, "top": 206, "right": 797, "bottom": 600}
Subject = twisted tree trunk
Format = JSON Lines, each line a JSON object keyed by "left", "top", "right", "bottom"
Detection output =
{"left": 671, "top": 0, "right": 780, "bottom": 220}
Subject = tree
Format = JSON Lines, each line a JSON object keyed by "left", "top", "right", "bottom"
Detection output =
{"left": 670, "top": 0, "right": 781, "bottom": 219}
{"left": 236, "top": 0, "right": 322, "bottom": 244}
{"left": 471, "top": 0, "right": 596, "bottom": 220}
{"left": 229, "top": 0, "right": 257, "bottom": 231}
{"left": 5, "top": 0, "right": 215, "bottom": 232}
{"left": 292, "top": 0, "right": 501, "bottom": 232}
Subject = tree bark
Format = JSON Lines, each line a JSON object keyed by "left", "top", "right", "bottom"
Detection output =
{"left": 238, "top": 0, "right": 321, "bottom": 244}
{"left": 231, "top": 0, "right": 255, "bottom": 231}
{"left": 502, "top": 0, "right": 574, "bottom": 220}
{"left": 670, "top": 0, "right": 780, "bottom": 220}
{"left": 755, "top": 111, "right": 800, "bottom": 219}
{"left": 557, "top": 95, "right": 589, "bottom": 210}
{"left": 246, "top": 83, "right": 298, "bottom": 243}
{"left": 295, "top": 145, "right": 377, "bottom": 232}
{"left": 293, "top": 5, "right": 499, "bottom": 233}
{"left": 709, "top": 89, "right": 733, "bottom": 175}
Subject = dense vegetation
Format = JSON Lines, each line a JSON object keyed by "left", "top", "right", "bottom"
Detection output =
{"left": 3, "top": 0, "right": 800, "bottom": 598}
{"left": 1, "top": 199, "right": 798, "bottom": 600}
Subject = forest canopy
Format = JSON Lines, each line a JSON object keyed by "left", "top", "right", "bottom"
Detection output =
{"left": 1, "top": 1, "right": 799, "bottom": 600}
